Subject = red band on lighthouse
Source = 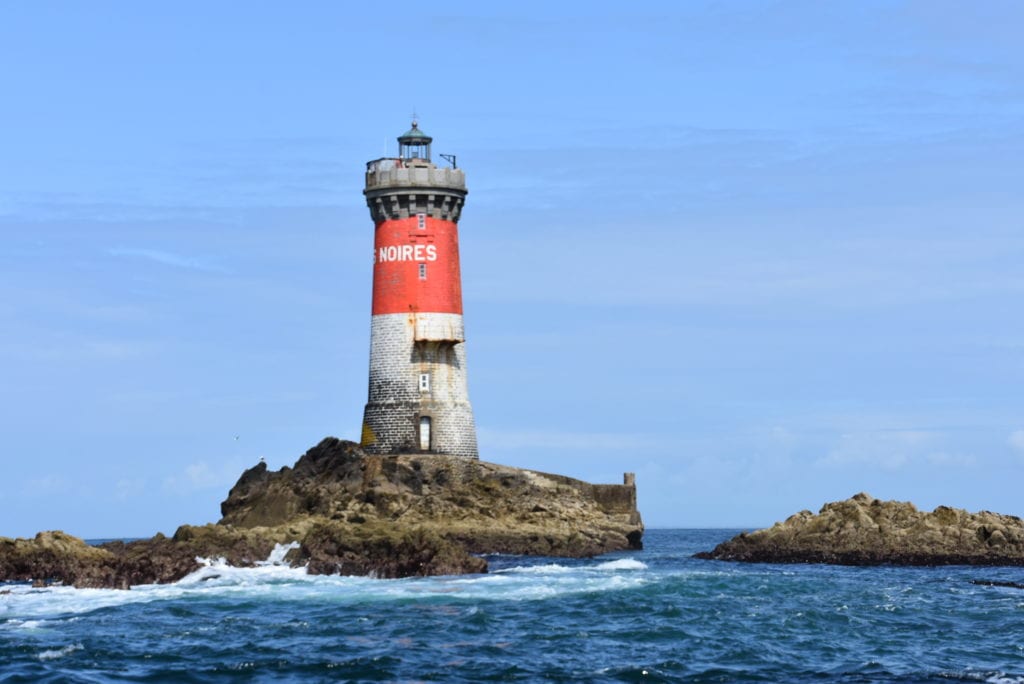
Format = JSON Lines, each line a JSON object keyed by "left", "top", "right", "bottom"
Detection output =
{"left": 372, "top": 216, "right": 463, "bottom": 315}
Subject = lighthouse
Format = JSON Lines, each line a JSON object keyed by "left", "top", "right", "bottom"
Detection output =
{"left": 359, "top": 122, "right": 479, "bottom": 458}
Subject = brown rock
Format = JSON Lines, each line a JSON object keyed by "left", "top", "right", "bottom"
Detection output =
{"left": 696, "top": 493, "right": 1024, "bottom": 566}
{"left": 219, "top": 438, "right": 643, "bottom": 558}
{"left": 1, "top": 437, "right": 642, "bottom": 588}
{"left": 299, "top": 522, "right": 487, "bottom": 578}
{"left": 0, "top": 531, "right": 116, "bottom": 587}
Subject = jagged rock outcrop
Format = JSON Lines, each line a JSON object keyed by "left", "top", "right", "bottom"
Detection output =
{"left": 0, "top": 438, "right": 641, "bottom": 587}
{"left": 696, "top": 492, "right": 1024, "bottom": 566}
{"left": 220, "top": 438, "right": 643, "bottom": 557}
{"left": 0, "top": 531, "right": 118, "bottom": 588}
{"left": 0, "top": 528, "right": 263, "bottom": 589}
{"left": 299, "top": 522, "right": 487, "bottom": 577}
{"left": 0, "top": 523, "right": 482, "bottom": 589}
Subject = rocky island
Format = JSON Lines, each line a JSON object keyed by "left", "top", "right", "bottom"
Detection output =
{"left": 697, "top": 492, "right": 1024, "bottom": 566}
{"left": 0, "top": 438, "right": 642, "bottom": 588}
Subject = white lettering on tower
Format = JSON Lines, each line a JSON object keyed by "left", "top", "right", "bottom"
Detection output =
{"left": 375, "top": 244, "right": 440, "bottom": 264}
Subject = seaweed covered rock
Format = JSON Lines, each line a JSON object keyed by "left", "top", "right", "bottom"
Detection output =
{"left": 696, "top": 492, "right": 1024, "bottom": 566}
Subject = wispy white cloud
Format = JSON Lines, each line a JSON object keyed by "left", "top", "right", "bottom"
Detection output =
{"left": 816, "top": 430, "right": 974, "bottom": 470}
{"left": 818, "top": 430, "right": 930, "bottom": 470}
{"left": 115, "top": 477, "right": 146, "bottom": 501}
{"left": 108, "top": 247, "right": 229, "bottom": 274}
{"left": 1010, "top": 430, "right": 1024, "bottom": 458}
{"left": 162, "top": 460, "right": 244, "bottom": 494}
{"left": 85, "top": 340, "right": 148, "bottom": 360}
{"left": 477, "top": 427, "right": 664, "bottom": 451}
{"left": 24, "top": 475, "right": 73, "bottom": 497}
{"left": 923, "top": 451, "right": 977, "bottom": 467}
{"left": 0, "top": 337, "right": 152, "bottom": 362}
{"left": 79, "top": 305, "right": 150, "bottom": 323}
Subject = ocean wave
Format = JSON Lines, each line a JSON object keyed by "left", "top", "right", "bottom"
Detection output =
{"left": 0, "top": 552, "right": 654, "bottom": 620}
{"left": 495, "top": 558, "right": 647, "bottom": 575}
{"left": 2, "top": 618, "right": 47, "bottom": 631}
{"left": 981, "top": 675, "right": 1024, "bottom": 684}
{"left": 595, "top": 558, "right": 647, "bottom": 571}
{"left": 2, "top": 547, "right": 653, "bottom": 616}
{"left": 494, "top": 563, "right": 575, "bottom": 575}
{"left": 177, "top": 542, "right": 309, "bottom": 588}
{"left": 37, "top": 643, "right": 82, "bottom": 661}
{"left": 934, "top": 672, "right": 1024, "bottom": 684}
{"left": 3, "top": 531, "right": 1021, "bottom": 682}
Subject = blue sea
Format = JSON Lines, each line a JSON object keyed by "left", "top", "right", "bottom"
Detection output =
{"left": 2, "top": 529, "right": 1023, "bottom": 682}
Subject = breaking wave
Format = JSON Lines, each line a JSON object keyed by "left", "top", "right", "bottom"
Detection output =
{"left": 0, "top": 548, "right": 655, "bottom": 622}
{"left": 5, "top": 531, "right": 1021, "bottom": 682}
{"left": 37, "top": 643, "right": 82, "bottom": 661}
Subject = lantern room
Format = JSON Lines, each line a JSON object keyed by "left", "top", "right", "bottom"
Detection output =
{"left": 398, "top": 121, "right": 432, "bottom": 163}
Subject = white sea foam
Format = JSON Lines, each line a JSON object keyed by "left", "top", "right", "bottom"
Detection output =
{"left": 984, "top": 676, "right": 1024, "bottom": 684}
{"left": 258, "top": 541, "right": 301, "bottom": 566}
{"left": 37, "top": 643, "right": 82, "bottom": 661}
{"left": 0, "top": 547, "right": 655, "bottom": 621}
{"left": 595, "top": 558, "right": 647, "bottom": 571}
{"left": 179, "top": 542, "right": 308, "bottom": 588}
{"left": 497, "top": 558, "right": 647, "bottom": 575}
{"left": 0, "top": 545, "right": 314, "bottom": 620}
{"left": 3, "top": 618, "right": 47, "bottom": 631}
{"left": 495, "top": 563, "right": 574, "bottom": 575}
{"left": 437, "top": 557, "right": 653, "bottom": 601}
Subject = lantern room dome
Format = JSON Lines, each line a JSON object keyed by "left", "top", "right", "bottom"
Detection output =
{"left": 398, "top": 121, "right": 432, "bottom": 162}
{"left": 398, "top": 121, "right": 432, "bottom": 145}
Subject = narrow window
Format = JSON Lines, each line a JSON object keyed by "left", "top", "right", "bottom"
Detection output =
{"left": 419, "top": 372, "right": 430, "bottom": 392}
{"left": 418, "top": 262, "right": 427, "bottom": 280}
{"left": 419, "top": 416, "right": 431, "bottom": 451}
{"left": 417, "top": 213, "right": 426, "bottom": 230}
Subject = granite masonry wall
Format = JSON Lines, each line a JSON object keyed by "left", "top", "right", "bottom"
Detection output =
{"left": 361, "top": 313, "right": 478, "bottom": 459}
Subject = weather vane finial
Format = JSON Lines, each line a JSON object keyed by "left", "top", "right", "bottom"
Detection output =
{"left": 411, "top": 108, "right": 419, "bottom": 127}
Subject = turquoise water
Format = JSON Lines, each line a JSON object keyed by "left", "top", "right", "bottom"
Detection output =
{"left": 2, "top": 529, "right": 1023, "bottom": 682}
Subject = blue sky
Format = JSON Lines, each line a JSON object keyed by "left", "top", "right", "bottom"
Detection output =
{"left": 2, "top": 1, "right": 1022, "bottom": 537}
